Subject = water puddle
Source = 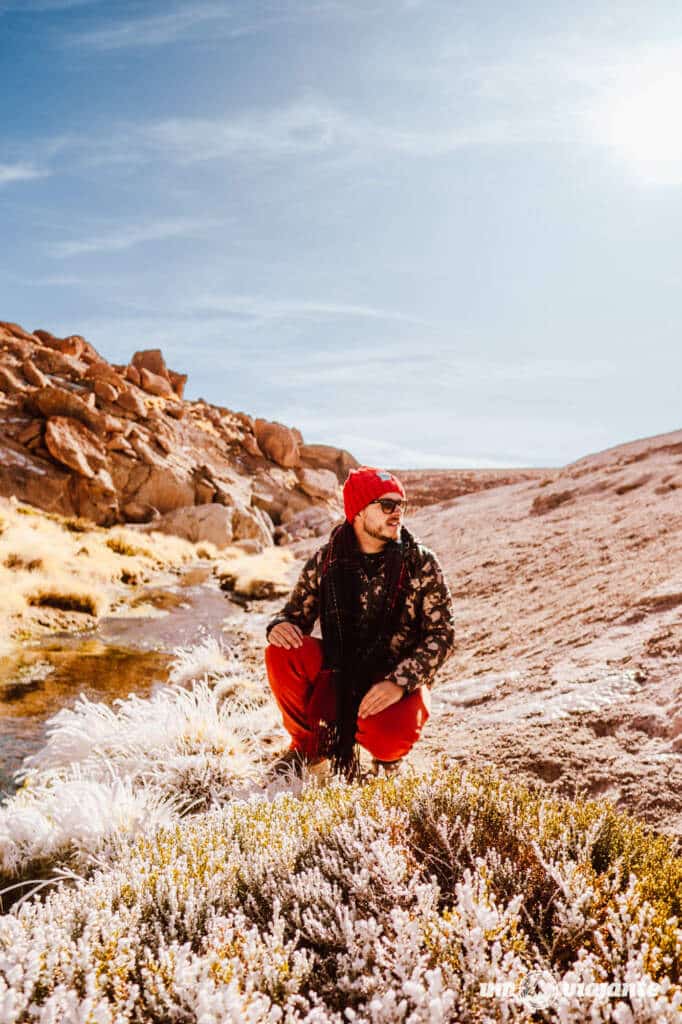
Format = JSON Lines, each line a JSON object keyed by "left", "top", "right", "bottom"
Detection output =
{"left": 0, "top": 575, "right": 238, "bottom": 798}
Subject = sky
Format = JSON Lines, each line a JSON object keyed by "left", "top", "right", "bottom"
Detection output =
{"left": 2, "top": 0, "right": 682, "bottom": 468}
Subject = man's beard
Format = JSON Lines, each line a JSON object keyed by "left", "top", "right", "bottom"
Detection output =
{"left": 363, "top": 521, "right": 400, "bottom": 542}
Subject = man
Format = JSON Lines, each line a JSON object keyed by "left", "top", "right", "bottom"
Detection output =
{"left": 265, "top": 465, "right": 455, "bottom": 778}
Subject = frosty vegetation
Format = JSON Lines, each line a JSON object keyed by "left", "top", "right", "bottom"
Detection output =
{"left": 1, "top": 640, "right": 681, "bottom": 1023}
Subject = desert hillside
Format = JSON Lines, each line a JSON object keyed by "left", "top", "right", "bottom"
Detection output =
{"left": 396, "top": 429, "right": 682, "bottom": 831}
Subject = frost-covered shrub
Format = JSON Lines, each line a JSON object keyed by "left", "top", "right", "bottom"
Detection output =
{"left": 1, "top": 638, "right": 681, "bottom": 1022}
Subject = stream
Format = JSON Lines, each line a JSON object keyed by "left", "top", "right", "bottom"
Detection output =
{"left": 0, "top": 575, "right": 238, "bottom": 798}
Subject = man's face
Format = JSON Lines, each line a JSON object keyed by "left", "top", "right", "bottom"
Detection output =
{"left": 357, "top": 490, "right": 405, "bottom": 544}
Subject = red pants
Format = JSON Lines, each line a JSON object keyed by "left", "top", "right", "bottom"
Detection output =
{"left": 265, "top": 636, "right": 430, "bottom": 762}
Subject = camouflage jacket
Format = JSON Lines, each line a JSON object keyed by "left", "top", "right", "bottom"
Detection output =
{"left": 266, "top": 530, "right": 455, "bottom": 694}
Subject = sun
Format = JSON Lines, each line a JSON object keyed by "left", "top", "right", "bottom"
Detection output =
{"left": 603, "top": 70, "right": 682, "bottom": 183}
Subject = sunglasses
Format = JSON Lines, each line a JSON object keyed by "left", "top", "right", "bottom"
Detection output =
{"left": 369, "top": 498, "right": 408, "bottom": 514}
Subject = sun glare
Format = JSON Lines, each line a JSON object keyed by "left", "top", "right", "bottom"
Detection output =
{"left": 605, "top": 71, "right": 682, "bottom": 183}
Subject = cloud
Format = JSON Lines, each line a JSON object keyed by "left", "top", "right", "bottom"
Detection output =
{"left": 60, "top": 0, "right": 349, "bottom": 51}
{"left": 0, "top": 0, "right": 103, "bottom": 10}
{"left": 0, "top": 162, "right": 49, "bottom": 186}
{"left": 62, "top": 3, "right": 239, "bottom": 50}
{"left": 187, "top": 293, "right": 430, "bottom": 327}
{"left": 49, "top": 218, "right": 213, "bottom": 257}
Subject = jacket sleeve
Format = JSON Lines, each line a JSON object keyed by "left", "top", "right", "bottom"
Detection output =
{"left": 384, "top": 552, "right": 455, "bottom": 693}
{"left": 265, "top": 549, "right": 321, "bottom": 640}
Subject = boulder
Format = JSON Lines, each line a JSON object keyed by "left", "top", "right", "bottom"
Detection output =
{"left": 121, "top": 501, "right": 159, "bottom": 524}
{"left": 94, "top": 379, "right": 119, "bottom": 404}
{"left": 16, "top": 419, "right": 43, "bottom": 446}
{"left": 84, "top": 361, "right": 126, "bottom": 389}
{"left": 0, "top": 366, "right": 27, "bottom": 395}
{"left": 168, "top": 370, "right": 187, "bottom": 399}
{"left": 44, "top": 417, "right": 107, "bottom": 479}
{"left": 232, "top": 501, "right": 274, "bottom": 549}
{"left": 296, "top": 466, "right": 339, "bottom": 501}
{"left": 132, "top": 349, "right": 169, "bottom": 380}
{"left": 115, "top": 385, "right": 148, "bottom": 419}
{"left": 140, "top": 367, "right": 174, "bottom": 398}
{"left": 125, "top": 364, "right": 141, "bottom": 386}
{"left": 147, "top": 504, "right": 234, "bottom": 547}
{"left": 299, "top": 443, "right": 358, "bottom": 483}
{"left": 32, "top": 385, "right": 114, "bottom": 436}
{"left": 72, "top": 470, "right": 118, "bottom": 526}
{"left": 241, "top": 433, "right": 262, "bottom": 458}
{"left": 32, "top": 346, "right": 84, "bottom": 380}
{"left": 21, "top": 359, "right": 49, "bottom": 388}
{"left": 0, "top": 321, "right": 37, "bottom": 343}
{"left": 254, "top": 418, "right": 300, "bottom": 468}
{"left": 280, "top": 505, "right": 337, "bottom": 539}
{"left": 33, "top": 330, "right": 85, "bottom": 358}
{"left": 123, "top": 465, "right": 196, "bottom": 515}
{"left": 0, "top": 438, "right": 75, "bottom": 516}
{"left": 195, "top": 478, "right": 217, "bottom": 504}
{"left": 165, "top": 402, "right": 185, "bottom": 420}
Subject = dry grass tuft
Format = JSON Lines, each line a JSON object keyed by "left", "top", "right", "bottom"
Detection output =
{"left": 216, "top": 545, "right": 294, "bottom": 598}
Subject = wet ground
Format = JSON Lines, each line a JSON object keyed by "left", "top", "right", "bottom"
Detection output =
{"left": 0, "top": 572, "right": 237, "bottom": 798}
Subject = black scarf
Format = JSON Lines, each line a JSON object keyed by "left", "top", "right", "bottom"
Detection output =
{"left": 315, "top": 520, "right": 413, "bottom": 776}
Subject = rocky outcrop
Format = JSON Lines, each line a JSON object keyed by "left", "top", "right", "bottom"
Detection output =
{"left": 254, "top": 419, "right": 300, "bottom": 469}
{"left": 44, "top": 417, "right": 107, "bottom": 479}
{"left": 296, "top": 466, "right": 339, "bottom": 500}
{"left": 299, "top": 443, "right": 358, "bottom": 483}
{"left": 0, "top": 319, "right": 345, "bottom": 540}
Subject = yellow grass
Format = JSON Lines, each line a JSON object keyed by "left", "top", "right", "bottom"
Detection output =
{"left": 215, "top": 545, "right": 295, "bottom": 598}
{"left": 0, "top": 498, "right": 216, "bottom": 636}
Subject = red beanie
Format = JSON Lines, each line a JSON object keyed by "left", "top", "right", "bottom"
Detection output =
{"left": 343, "top": 466, "right": 406, "bottom": 523}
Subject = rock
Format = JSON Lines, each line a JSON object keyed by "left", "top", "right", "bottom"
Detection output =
{"left": 140, "top": 367, "right": 174, "bottom": 398}
{"left": 0, "top": 337, "right": 32, "bottom": 360}
{"left": 106, "top": 435, "right": 135, "bottom": 456}
{"left": 165, "top": 402, "right": 185, "bottom": 420}
{"left": 32, "top": 386, "right": 113, "bottom": 436}
{"left": 21, "top": 359, "right": 49, "bottom": 388}
{"left": 168, "top": 370, "right": 187, "bottom": 399}
{"left": 0, "top": 366, "right": 27, "bottom": 394}
{"left": 33, "top": 329, "right": 84, "bottom": 358}
{"left": 16, "top": 420, "right": 43, "bottom": 446}
{"left": 72, "top": 470, "right": 118, "bottom": 525}
{"left": 122, "top": 501, "right": 159, "bottom": 524}
{"left": 115, "top": 386, "right": 148, "bottom": 419}
{"left": 232, "top": 501, "right": 274, "bottom": 549}
{"left": 0, "top": 321, "right": 37, "bottom": 343}
{"left": 148, "top": 504, "right": 234, "bottom": 547}
{"left": 94, "top": 379, "right": 119, "bottom": 404}
{"left": 122, "top": 464, "right": 196, "bottom": 515}
{"left": 299, "top": 443, "right": 358, "bottom": 483}
{"left": 195, "top": 478, "right": 217, "bottom": 504}
{"left": 32, "top": 346, "right": 84, "bottom": 380}
{"left": 84, "top": 361, "right": 126, "bottom": 389}
{"left": 44, "top": 417, "right": 107, "bottom": 479}
{"left": 129, "top": 431, "right": 164, "bottom": 468}
{"left": 125, "top": 364, "right": 141, "bottom": 386}
{"left": 254, "top": 418, "right": 300, "bottom": 468}
{"left": 292, "top": 427, "right": 304, "bottom": 445}
{"left": 296, "top": 466, "right": 339, "bottom": 500}
{"left": 242, "top": 433, "right": 262, "bottom": 458}
{"left": 132, "top": 349, "right": 169, "bottom": 380}
{"left": 0, "top": 438, "right": 75, "bottom": 516}
{"left": 280, "top": 506, "right": 337, "bottom": 540}
{"left": 234, "top": 411, "right": 254, "bottom": 431}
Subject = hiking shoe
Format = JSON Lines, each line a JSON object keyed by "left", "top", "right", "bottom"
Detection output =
{"left": 370, "top": 757, "right": 406, "bottom": 778}
{"left": 266, "top": 748, "right": 326, "bottom": 781}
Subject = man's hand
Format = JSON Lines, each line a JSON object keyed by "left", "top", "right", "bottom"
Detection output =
{"left": 358, "top": 680, "right": 404, "bottom": 718}
{"left": 268, "top": 622, "right": 304, "bottom": 649}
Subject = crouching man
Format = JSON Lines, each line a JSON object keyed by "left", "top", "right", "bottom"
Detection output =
{"left": 264, "top": 466, "right": 455, "bottom": 778}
